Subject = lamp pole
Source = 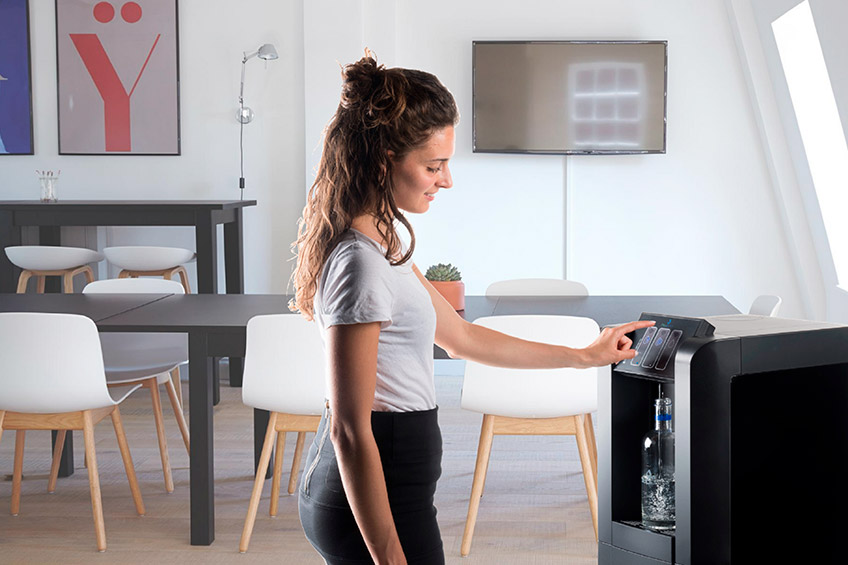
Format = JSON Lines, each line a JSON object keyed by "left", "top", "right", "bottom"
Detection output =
{"left": 237, "top": 44, "right": 278, "bottom": 201}
{"left": 238, "top": 53, "right": 252, "bottom": 201}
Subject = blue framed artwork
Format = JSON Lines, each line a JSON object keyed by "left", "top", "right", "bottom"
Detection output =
{"left": 0, "top": 0, "right": 34, "bottom": 155}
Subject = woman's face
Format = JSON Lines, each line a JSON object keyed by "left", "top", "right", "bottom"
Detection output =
{"left": 389, "top": 126, "right": 455, "bottom": 214}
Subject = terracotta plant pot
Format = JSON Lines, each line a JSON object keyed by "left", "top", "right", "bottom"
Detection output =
{"left": 429, "top": 280, "right": 465, "bottom": 311}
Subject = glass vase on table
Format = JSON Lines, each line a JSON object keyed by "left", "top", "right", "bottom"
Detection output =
{"left": 37, "top": 171, "right": 59, "bottom": 203}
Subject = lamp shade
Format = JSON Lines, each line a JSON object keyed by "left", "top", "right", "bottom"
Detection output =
{"left": 257, "top": 44, "right": 278, "bottom": 60}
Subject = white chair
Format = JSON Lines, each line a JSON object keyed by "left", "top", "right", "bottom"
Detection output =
{"left": 81, "top": 278, "right": 190, "bottom": 493}
{"left": 239, "top": 314, "right": 326, "bottom": 553}
{"left": 459, "top": 314, "right": 601, "bottom": 556}
{"left": 749, "top": 295, "right": 782, "bottom": 317}
{"left": 485, "top": 278, "right": 589, "bottom": 296}
{"left": 103, "top": 246, "right": 196, "bottom": 293}
{"left": 0, "top": 312, "right": 145, "bottom": 552}
{"left": 5, "top": 245, "right": 104, "bottom": 293}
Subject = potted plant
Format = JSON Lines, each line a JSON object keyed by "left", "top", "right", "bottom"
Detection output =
{"left": 425, "top": 263, "right": 465, "bottom": 311}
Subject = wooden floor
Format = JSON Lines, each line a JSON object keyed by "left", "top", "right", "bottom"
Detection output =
{"left": 0, "top": 365, "right": 599, "bottom": 564}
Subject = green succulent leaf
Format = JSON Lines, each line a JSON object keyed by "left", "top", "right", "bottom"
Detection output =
{"left": 424, "top": 263, "right": 462, "bottom": 281}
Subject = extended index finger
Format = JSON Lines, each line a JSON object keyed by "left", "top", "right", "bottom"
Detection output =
{"left": 611, "top": 320, "right": 656, "bottom": 335}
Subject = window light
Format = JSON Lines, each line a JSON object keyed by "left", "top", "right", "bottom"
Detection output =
{"left": 772, "top": 1, "right": 848, "bottom": 289}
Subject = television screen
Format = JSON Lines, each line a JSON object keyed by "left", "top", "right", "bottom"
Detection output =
{"left": 473, "top": 41, "right": 667, "bottom": 155}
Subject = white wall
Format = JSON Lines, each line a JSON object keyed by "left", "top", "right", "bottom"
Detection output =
{"left": 0, "top": 0, "right": 305, "bottom": 293}
{"left": 731, "top": 0, "right": 848, "bottom": 322}
{"left": 305, "top": 0, "right": 808, "bottom": 318}
{"left": 2, "top": 1, "right": 827, "bottom": 321}
{"left": 812, "top": 0, "right": 848, "bottom": 323}
{"left": 810, "top": 0, "right": 848, "bottom": 146}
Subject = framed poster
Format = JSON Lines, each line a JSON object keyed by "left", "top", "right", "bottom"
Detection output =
{"left": 56, "top": 0, "right": 180, "bottom": 155}
{"left": 0, "top": 0, "right": 35, "bottom": 155}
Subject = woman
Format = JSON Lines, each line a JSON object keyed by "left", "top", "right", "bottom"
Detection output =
{"left": 292, "top": 53, "right": 653, "bottom": 565}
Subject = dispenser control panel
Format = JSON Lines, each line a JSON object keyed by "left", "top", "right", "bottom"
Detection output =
{"left": 614, "top": 313, "right": 715, "bottom": 380}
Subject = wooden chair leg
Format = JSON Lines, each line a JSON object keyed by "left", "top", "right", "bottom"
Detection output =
{"left": 148, "top": 380, "right": 174, "bottom": 493}
{"left": 170, "top": 365, "right": 183, "bottom": 409}
{"left": 36, "top": 275, "right": 46, "bottom": 294}
{"left": 63, "top": 271, "right": 74, "bottom": 293}
{"left": 164, "top": 371, "right": 190, "bottom": 455}
{"left": 479, "top": 438, "right": 494, "bottom": 498}
{"left": 16, "top": 270, "right": 32, "bottom": 293}
{"left": 461, "top": 414, "right": 496, "bottom": 557}
{"left": 82, "top": 410, "right": 107, "bottom": 552}
{"left": 83, "top": 265, "right": 95, "bottom": 285}
{"left": 575, "top": 414, "right": 599, "bottom": 540}
{"left": 111, "top": 406, "right": 145, "bottom": 516}
{"left": 239, "top": 413, "right": 278, "bottom": 553}
{"left": 11, "top": 430, "right": 25, "bottom": 516}
{"left": 288, "top": 431, "right": 308, "bottom": 495}
{"left": 48, "top": 429, "right": 67, "bottom": 493}
{"left": 0, "top": 411, "right": 4, "bottom": 478}
{"left": 585, "top": 413, "right": 598, "bottom": 485}
{"left": 270, "top": 431, "right": 286, "bottom": 517}
{"left": 176, "top": 266, "right": 191, "bottom": 294}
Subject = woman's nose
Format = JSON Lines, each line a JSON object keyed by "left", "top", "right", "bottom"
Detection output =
{"left": 438, "top": 165, "right": 453, "bottom": 189}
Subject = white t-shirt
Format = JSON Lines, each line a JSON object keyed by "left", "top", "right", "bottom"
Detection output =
{"left": 314, "top": 229, "right": 437, "bottom": 412}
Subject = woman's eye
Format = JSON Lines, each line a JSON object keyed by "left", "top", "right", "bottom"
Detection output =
{"left": 427, "top": 167, "right": 442, "bottom": 173}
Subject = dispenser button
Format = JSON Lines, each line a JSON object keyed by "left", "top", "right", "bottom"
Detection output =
{"left": 631, "top": 326, "right": 657, "bottom": 366}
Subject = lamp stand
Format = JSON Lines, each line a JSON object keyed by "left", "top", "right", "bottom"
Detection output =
{"left": 238, "top": 55, "right": 252, "bottom": 201}
{"left": 236, "top": 43, "right": 278, "bottom": 200}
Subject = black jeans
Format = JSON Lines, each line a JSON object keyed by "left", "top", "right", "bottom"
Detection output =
{"left": 298, "top": 405, "right": 445, "bottom": 564}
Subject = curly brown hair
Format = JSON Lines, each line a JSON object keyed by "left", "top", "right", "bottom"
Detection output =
{"left": 290, "top": 53, "right": 459, "bottom": 318}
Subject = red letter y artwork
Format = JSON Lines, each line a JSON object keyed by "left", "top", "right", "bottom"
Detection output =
{"left": 69, "top": 34, "right": 161, "bottom": 152}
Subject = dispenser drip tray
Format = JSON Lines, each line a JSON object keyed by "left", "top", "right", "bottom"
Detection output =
{"left": 621, "top": 520, "right": 676, "bottom": 537}
{"left": 611, "top": 520, "right": 674, "bottom": 563}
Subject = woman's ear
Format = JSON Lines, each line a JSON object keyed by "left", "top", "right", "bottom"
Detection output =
{"left": 380, "top": 154, "right": 390, "bottom": 180}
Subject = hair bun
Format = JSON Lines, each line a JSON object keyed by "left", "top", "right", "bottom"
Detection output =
{"left": 340, "top": 56, "right": 380, "bottom": 105}
{"left": 340, "top": 52, "right": 407, "bottom": 128}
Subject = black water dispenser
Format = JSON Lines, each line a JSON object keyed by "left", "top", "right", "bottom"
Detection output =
{"left": 598, "top": 313, "right": 848, "bottom": 564}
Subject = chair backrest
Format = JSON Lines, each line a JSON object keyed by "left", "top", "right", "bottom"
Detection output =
{"left": 461, "top": 315, "right": 601, "bottom": 418}
{"left": 242, "top": 314, "right": 326, "bottom": 415}
{"left": 0, "top": 312, "right": 115, "bottom": 413}
{"left": 748, "top": 295, "right": 782, "bottom": 317}
{"left": 83, "top": 277, "right": 186, "bottom": 295}
{"left": 83, "top": 278, "right": 188, "bottom": 361}
{"left": 485, "top": 278, "right": 589, "bottom": 297}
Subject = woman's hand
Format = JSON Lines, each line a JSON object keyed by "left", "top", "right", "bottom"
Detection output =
{"left": 577, "top": 320, "right": 655, "bottom": 368}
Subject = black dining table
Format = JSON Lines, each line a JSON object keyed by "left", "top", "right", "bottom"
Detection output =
{"left": 0, "top": 200, "right": 256, "bottom": 296}
{"left": 0, "top": 200, "right": 258, "bottom": 478}
{"left": 0, "top": 292, "right": 739, "bottom": 545}
{"left": 1, "top": 200, "right": 256, "bottom": 396}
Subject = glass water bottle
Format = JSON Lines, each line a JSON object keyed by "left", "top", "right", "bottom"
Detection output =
{"left": 641, "top": 396, "right": 675, "bottom": 531}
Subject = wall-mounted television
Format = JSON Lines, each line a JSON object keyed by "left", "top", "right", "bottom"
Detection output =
{"left": 472, "top": 40, "right": 667, "bottom": 155}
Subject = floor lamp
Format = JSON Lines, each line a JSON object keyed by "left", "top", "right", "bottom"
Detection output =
{"left": 238, "top": 43, "right": 278, "bottom": 200}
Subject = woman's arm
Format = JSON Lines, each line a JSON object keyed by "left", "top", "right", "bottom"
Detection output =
{"left": 325, "top": 322, "right": 407, "bottom": 565}
{"left": 412, "top": 265, "right": 654, "bottom": 369}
